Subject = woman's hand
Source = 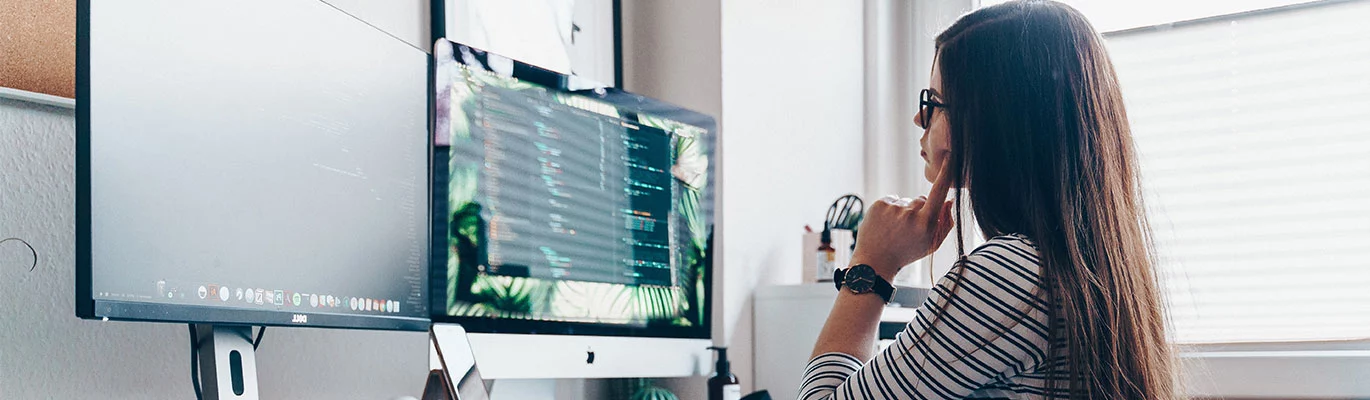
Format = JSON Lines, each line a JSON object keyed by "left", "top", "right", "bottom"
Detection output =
{"left": 850, "top": 160, "right": 956, "bottom": 280}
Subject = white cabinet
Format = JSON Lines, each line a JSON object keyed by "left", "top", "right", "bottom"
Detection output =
{"left": 752, "top": 284, "right": 927, "bottom": 400}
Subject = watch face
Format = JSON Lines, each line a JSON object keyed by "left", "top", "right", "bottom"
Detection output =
{"left": 844, "top": 266, "right": 876, "bottom": 294}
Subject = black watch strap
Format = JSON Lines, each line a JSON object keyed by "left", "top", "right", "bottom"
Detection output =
{"left": 833, "top": 264, "right": 895, "bottom": 303}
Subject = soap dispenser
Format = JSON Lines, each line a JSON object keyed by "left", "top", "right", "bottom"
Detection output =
{"left": 707, "top": 346, "right": 741, "bottom": 400}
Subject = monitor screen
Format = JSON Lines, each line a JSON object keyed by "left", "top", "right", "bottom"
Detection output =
{"left": 431, "top": 40, "right": 714, "bottom": 338}
{"left": 76, "top": 0, "right": 429, "bottom": 330}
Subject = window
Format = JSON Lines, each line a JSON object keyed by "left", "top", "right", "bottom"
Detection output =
{"left": 1105, "top": 0, "right": 1370, "bottom": 344}
{"left": 976, "top": 0, "right": 1370, "bottom": 345}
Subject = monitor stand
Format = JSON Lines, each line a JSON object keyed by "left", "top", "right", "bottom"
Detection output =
{"left": 194, "top": 324, "right": 260, "bottom": 399}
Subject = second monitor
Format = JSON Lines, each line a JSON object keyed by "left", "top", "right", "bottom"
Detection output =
{"left": 431, "top": 39, "right": 716, "bottom": 379}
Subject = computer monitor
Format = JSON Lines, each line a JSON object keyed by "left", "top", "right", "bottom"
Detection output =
{"left": 430, "top": 39, "right": 715, "bottom": 379}
{"left": 76, "top": 0, "right": 429, "bottom": 397}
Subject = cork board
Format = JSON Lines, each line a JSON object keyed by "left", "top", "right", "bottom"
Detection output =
{"left": 0, "top": 0, "right": 76, "bottom": 98}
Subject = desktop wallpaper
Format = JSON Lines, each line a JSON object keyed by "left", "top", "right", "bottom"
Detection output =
{"left": 434, "top": 45, "right": 712, "bottom": 334}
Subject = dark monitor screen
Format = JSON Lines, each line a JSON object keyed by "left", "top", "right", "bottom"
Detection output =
{"left": 431, "top": 39, "right": 715, "bottom": 338}
{"left": 76, "top": 0, "right": 429, "bottom": 330}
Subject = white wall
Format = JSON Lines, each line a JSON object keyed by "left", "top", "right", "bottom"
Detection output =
{"left": 628, "top": 0, "right": 872, "bottom": 396}
{"left": 719, "top": 0, "right": 867, "bottom": 394}
{"left": 627, "top": 0, "right": 871, "bottom": 396}
{"left": 321, "top": 0, "right": 433, "bottom": 52}
{"left": 621, "top": 1, "right": 723, "bottom": 120}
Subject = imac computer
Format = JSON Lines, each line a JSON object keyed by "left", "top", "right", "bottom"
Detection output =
{"left": 76, "top": 0, "right": 429, "bottom": 397}
{"left": 430, "top": 39, "right": 716, "bottom": 379}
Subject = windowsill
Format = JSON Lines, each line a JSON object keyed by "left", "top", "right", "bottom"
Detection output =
{"left": 1180, "top": 341, "right": 1370, "bottom": 398}
{"left": 1182, "top": 339, "right": 1370, "bottom": 352}
{"left": 1185, "top": 349, "right": 1370, "bottom": 358}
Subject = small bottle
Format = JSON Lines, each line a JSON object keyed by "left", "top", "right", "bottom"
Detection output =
{"left": 815, "top": 228, "right": 837, "bottom": 282}
{"left": 707, "top": 346, "right": 741, "bottom": 400}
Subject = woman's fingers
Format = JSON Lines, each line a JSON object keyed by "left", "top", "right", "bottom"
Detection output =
{"left": 936, "top": 201, "right": 955, "bottom": 240}
{"left": 870, "top": 195, "right": 899, "bottom": 215}
{"left": 852, "top": 197, "right": 953, "bottom": 272}
{"left": 912, "top": 196, "right": 928, "bottom": 210}
{"left": 907, "top": 197, "right": 927, "bottom": 211}
{"left": 923, "top": 158, "right": 954, "bottom": 227}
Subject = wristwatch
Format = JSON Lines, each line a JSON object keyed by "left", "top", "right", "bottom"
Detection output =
{"left": 833, "top": 264, "right": 896, "bottom": 303}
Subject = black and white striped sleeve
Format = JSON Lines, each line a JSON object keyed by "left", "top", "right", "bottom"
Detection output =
{"left": 798, "top": 235, "right": 1050, "bottom": 400}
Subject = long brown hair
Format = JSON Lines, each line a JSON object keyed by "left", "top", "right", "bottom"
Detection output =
{"left": 934, "top": 1, "right": 1177, "bottom": 398}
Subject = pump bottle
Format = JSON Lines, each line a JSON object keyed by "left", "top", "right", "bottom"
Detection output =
{"left": 707, "top": 346, "right": 741, "bottom": 400}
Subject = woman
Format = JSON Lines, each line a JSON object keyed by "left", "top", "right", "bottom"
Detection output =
{"left": 800, "top": 1, "right": 1177, "bottom": 399}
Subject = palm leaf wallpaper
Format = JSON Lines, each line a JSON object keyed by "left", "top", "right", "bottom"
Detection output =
{"left": 438, "top": 61, "right": 713, "bottom": 331}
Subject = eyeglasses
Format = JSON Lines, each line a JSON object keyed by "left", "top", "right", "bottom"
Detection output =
{"left": 918, "top": 89, "right": 946, "bottom": 128}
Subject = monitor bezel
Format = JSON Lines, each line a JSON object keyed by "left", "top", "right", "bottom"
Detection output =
{"left": 429, "top": 38, "right": 716, "bottom": 340}
{"left": 73, "top": 0, "right": 430, "bottom": 332}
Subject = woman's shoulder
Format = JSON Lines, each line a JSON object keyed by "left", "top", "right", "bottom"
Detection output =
{"left": 962, "top": 233, "right": 1044, "bottom": 283}
{"left": 979, "top": 233, "right": 1039, "bottom": 253}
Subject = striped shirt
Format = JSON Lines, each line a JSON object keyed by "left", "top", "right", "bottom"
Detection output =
{"left": 799, "top": 234, "right": 1058, "bottom": 399}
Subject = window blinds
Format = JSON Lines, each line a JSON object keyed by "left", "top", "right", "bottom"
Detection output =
{"left": 1104, "top": 0, "right": 1370, "bottom": 343}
